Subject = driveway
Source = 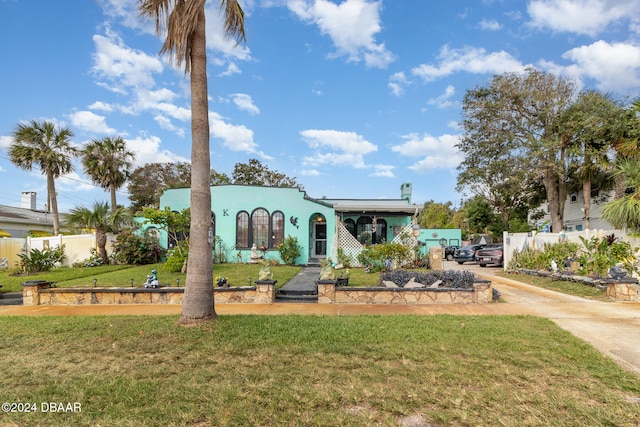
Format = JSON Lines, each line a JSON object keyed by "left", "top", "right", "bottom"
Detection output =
{"left": 446, "top": 260, "right": 640, "bottom": 377}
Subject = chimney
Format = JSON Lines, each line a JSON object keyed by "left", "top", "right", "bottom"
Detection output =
{"left": 400, "top": 183, "right": 412, "bottom": 203}
{"left": 21, "top": 191, "right": 37, "bottom": 210}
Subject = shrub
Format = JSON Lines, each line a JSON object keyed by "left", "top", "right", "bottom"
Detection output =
{"left": 276, "top": 235, "right": 301, "bottom": 265}
{"left": 71, "top": 248, "right": 104, "bottom": 268}
{"left": 111, "top": 228, "right": 165, "bottom": 265}
{"left": 357, "top": 242, "right": 413, "bottom": 272}
{"left": 213, "top": 236, "right": 230, "bottom": 264}
{"left": 18, "top": 244, "right": 66, "bottom": 273}
{"left": 163, "top": 240, "right": 188, "bottom": 273}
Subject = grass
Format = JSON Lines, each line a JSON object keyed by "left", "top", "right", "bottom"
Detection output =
{"left": 497, "top": 271, "right": 611, "bottom": 301}
{"left": 0, "top": 315, "right": 638, "bottom": 426}
{"left": 0, "top": 263, "right": 302, "bottom": 293}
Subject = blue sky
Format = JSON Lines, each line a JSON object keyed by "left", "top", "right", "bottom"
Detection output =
{"left": 1, "top": 0, "right": 639, "bottom": 212}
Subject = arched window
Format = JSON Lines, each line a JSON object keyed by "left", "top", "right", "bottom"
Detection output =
{"left": 344, "top": 218, "right": 356, "bottom": 238}
{"left": 252, "top": 208, "right": 270, "bottom": 249}
{"left": 374, "top": 218, "right": 387, "bottom": 244}
{"left": 356, "top": 217, "right": 373, "bottom": 245}
{"left": 236, "top": 211, "right": 249, "bottom": 248}
{"left": 271, "top": 211, "right": 284, "bottom": 247}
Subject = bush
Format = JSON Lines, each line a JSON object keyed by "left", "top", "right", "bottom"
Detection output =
{"left": 18, "top": 244, "right": 66, "bottom": 273}
{"left": 357, "top": 242, "right": 413, "bottom": 272}
{"left": 163, "top": 241, "right": 188, "bottom": 273}
{"left": 276, "top": 235, "right": 301, "bottom": 265}
{"left": 71, "top": 248, "right": 104, "bottom": 268}
{"left": 111, "top": 228, "right": 165, "bottom": 265}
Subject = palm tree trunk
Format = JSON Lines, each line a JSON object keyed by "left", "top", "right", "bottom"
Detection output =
{"left": 96, "top": 231, "right": 109, "bottom": 264}
{"left": 179, "top": 5, "right": 216, "bottom": 325}
{"left": 47, "top": 173, "right": 60, "bottom": 235}
{"left": 110, "top": 184, "right": 118, "bottom": 213}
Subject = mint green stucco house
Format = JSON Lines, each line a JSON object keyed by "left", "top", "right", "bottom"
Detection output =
{"left": 146, "top": 183, "right": 460, "bottom": 266}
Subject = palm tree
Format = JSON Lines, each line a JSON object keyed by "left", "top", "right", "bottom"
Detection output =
{"left": 601, "top": 158, "right": 640, "bottom": 231}
{"left": 139, "top": 0, "right": 246, "bottom": 325}
{"left": 10, "top": 120, "right": 78, "bottom": 235}
{"left": 82, "top": 136, "right": 135, "bottom": 212}
{"left": 65, "top": 201, "right": 131, "bottom": 264}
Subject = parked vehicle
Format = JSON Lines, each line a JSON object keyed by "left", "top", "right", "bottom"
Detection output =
{"left": 453, "top": 244, "right": 485, "bottom": 264}
{"left": 476, "top": 244, "right": 504, "bottom": 267}
{"left": 444, "top": 245, "right": 460, "bottom": 261}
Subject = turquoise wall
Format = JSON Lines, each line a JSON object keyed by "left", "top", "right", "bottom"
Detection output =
{"left": 417, "top": 229, "right": 462, "bottom": 255}
{"left": 159, "top": 185, "right": 335, "bottom": 265}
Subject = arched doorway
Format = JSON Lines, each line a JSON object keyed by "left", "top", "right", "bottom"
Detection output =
{"left": 310, "top": 213, "right": 327, "bottom": 259}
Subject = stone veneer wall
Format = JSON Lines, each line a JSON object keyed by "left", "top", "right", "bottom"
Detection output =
{"left": 318, "top": 281, "right": 492, "bottom": 304}
{"left": 22, "top": 282, "right": 276, "bottom": 306}
{"left": 606, "top": 282, "right": 640, "bottom": 301}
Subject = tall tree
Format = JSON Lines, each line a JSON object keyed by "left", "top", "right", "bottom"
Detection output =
{"left": 65, "top": 201, "right": 131, "bottom": 264}
{"left": 10, "top": 120, "right": 78, "bottom": 235}
{"left": 139, "top": 0, "right": 246, "bottom": 325}
{"left": 458, "top": 68, "right": 576, "bottom": 232}
{"left": 82, "top": 136, "right": 135, "bottom": 213}
{"left": 232, "top": 158, "right": 302, "bottom": 188}
{"left": 418, "top": 200, "right": 455, "bottom": 229}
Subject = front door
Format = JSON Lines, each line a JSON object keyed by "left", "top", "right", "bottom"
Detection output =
{"left": 313, "top": 222, "right": 327, "bottom": 257}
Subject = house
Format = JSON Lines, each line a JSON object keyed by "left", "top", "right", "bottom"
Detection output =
{"left": 534, "top": 189, "right": 615, "bottom": 232}
{"left": 0, "top": 192, "right": 61, "bottom": 238}
{"left": 143, "top": 183, "right": 461, "bottom": 265}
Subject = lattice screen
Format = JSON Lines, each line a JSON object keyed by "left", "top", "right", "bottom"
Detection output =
{"left": 331, "top": 222, "right": 418, "bottom": 267}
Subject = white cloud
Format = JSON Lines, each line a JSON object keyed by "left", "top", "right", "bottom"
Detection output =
{"left": 301, "top": 169, "right": 321, "bottom": 176}
{"left": 527, "top": 0, "right": 640, "bottom": 36}
{"left": 67, "top": 111, "right": 117, "bottom": 135}
{"left": 412, "top": 45, "right": 526, "bottom": 82}
{"left": 426, "top": 85, "right": 457, "bottom": 109}
{"left": 369, "top": 164, "right": 395, "bottom": 178}
{"left": 301, "top": 129, "right": 377, "bottom": 168}
{"left": 541, "top": 40, "right": 640, "bottom": 93}
{"left": 125, "top": 134, "right": 189, "bottom": 167}
{"left": 478, "top": 18, "right": 502, "bottom": 31}
{"left": 218, "top": 62, "right": 242, "bottom": 77}
{"left": 0, "top": 135, "right": 13, "bottom": 149}
{"left": 288, "top": 0, "right": 395, "bottom": 68}
{"left": 388, "top": 71, "right": 408, "bottom": 96}
{"left": 91, "top": 30, "right": 164, "bottom": 93}
{"left": 88, "top": 101, "right": 114, "bottom": 112}
{"left": 210, "top": 112, "right": 272, "bottom": 160}
{"left": 154, "top": 115, "right": 185, "bottom": 138}
{"left": 391, "top": 133, "right": 463, "bottom": 173}
{"left": 231, "top": 93, "right": 260, "bottom": 115}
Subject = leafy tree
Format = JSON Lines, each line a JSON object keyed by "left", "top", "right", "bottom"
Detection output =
{"left": 232, "top": 158, "right": 302, "bottom": 188}
{"left": 140, "top": 0, "right": 246, "bottom": 325}
{"left": 65, "top": 201, "right": 132, "bottom": 264}
{"left": 418, "top": 201, "right": 455, "bottom": 229}
{"left": 111, "top": 228, "right": 165, "bottom": 265}
{"left": 82, "top": 136, "right": 135, "bottom": 212}
{"left": 458, "top": 68, "right": 576, "bottom": 232}
{"left": 141, "top": 206, "right": 191, "bottom": 254}
{"left": 9, "top": 120, "right": 78, "bottom": 235}
{"left": 128, "top": 162, "right": 192, "bottom": 213}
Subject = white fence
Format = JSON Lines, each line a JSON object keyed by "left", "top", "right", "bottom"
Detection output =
{"left": 0, "top": 234, "right": 116, "bottom": 269}
{"left": 503, "top": 229, "right": 640, "bottom": 269}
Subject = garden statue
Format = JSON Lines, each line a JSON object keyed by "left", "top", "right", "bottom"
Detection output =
{"left": 609, "top": 264, "right": 628, "bottom": 280}
{"left": 144, "top": 269, "right": 160, "bottom": 288}
{"left": 249, "top": 243, "right": 262, "bottom": 263}
{"left": 320, "top": 261, "right": 335, "bottom": 281}
{"left": 258, "top": 260, "right": 273, "bottom": 281}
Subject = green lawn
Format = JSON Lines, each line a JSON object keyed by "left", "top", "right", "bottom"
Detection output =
{"left": 0, "top": 315, "right": 638, "bottom": 426}
{"left": 497, "top": 271, "right": 611, "bottom": 301}
{"left": 0, "top": 263, "right": 302, "bottom": 293}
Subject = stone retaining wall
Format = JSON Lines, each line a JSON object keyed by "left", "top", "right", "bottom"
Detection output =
{"left": 318, "top": 280, "right": 492, "bottom": 304}
{"left": 22, "top": 281, "right": 276, "bottom": 306}
{"left": 606, "top": 282, "right": 640, "bottom": 301}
